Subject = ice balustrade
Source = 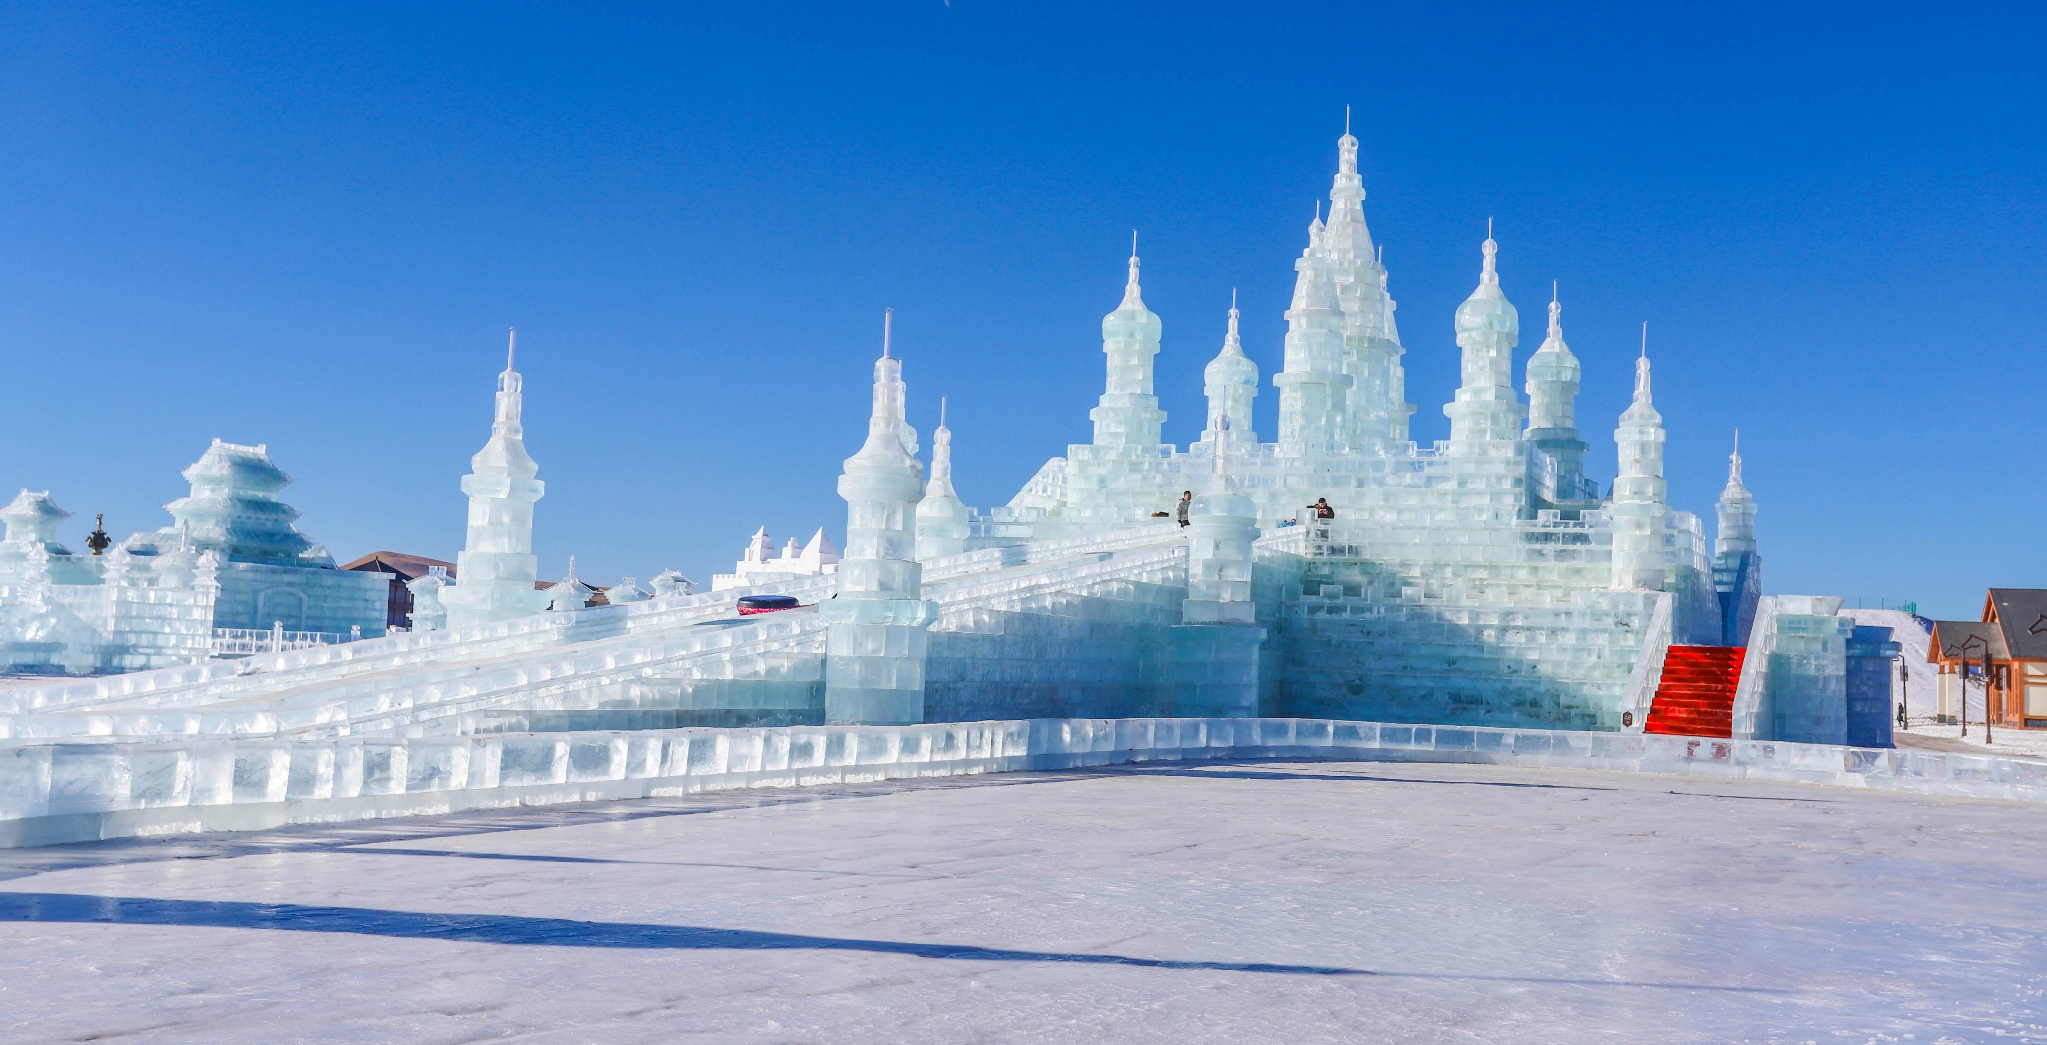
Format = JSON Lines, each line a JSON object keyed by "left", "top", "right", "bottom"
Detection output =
{"left": 209, "top": 626, "right": 353, "bottom": 656}
{"left": 5, "top": 715, "right": 2040, "bottom": 849}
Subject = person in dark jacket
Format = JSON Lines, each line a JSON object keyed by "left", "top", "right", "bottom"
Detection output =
{"left": 1309, "top": 498, "right": 1335, "bottom": 519}
{"left": 1176, "top": 491, "right": 1193, "bottom": 527}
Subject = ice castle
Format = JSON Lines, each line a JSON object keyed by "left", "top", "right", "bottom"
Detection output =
{"left": 0, "top": 130, "right": 1909, "bottom": 848}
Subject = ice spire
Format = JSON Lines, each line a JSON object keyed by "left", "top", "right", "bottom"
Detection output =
{"left": 442, "top": 329, "right": 552, "bottom": 629}
{"left": 1716, "top": 429, "right": 1757, "bottom": 556}
{"left": 823, "top": 311, "right": 937, "bottom": 724}
{"left": 1445, "top": 227, "right": 1525, "bottom": 452}
{"left": 1201, "top": 289, "right": 1260, "bottom": 452}
{"left": 1525, "top": 284, "right": 1589, "bottom": 499}
{"left": 916, "top": 395, "right": 970, "bottom": 560}
{"left": 1275, "top": 185, "right": 1351, "bottom": 454}
{"left": 1089, "top": 239, "right": 1167, "bottom": 453}
{"left": 1610, "top": 323, "right": 1668, "bottom": 591}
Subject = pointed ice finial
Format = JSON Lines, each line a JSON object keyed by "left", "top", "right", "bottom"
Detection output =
{"left": 1479, "top": 224, "right": 1499, "bottom": 287}
{"left": 882, "top": 308, "right": 893, "bottom": 359}
{"left": 939, "top": 394, "right": 948, "bottom": 430}
{"left": 1633, "top": 326, "right": 1653, "bottom": 403}
{"left": 1547, "top": 289, "right": 1562, "bottom": 338}
{"left": 1120, "top": 237, "right": 1145, "bottom": 308}
{"left": 1315, "top": 200, "right": 1322, "bottom": 224}
{"left": 1345, "top": 104, "right": 1351, "bottom": 135}
{"left": 1729, "top": 429, "right": 1743, "bottom": 482}
{"left": 1132, "top": 229, "right": 1138, "bottom": 258}
{"left": 1219, "top": 293, "right": 1244, "bottom": 358}
{"left": 506, "top": 328, "right": 517, "bottom": 372}
{"left": 1640, "top": 320, "right": 1648, "bottom": 359}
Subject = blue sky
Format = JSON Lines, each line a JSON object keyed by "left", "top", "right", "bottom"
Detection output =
{"left": 1, "top": 2, "right": 2041, "bottom": 617}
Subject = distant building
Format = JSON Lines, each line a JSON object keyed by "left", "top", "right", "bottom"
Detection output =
{"left": 341, "top": 551, "right": 456, "bottom": 630}
{"left": 712, "top": 527, "right": 840, "bottom": 591}
{"left": 1930, "top": 589, "right": 2047, "bottom": 729}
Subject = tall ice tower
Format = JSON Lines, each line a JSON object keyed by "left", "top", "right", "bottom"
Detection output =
{"left": 443, "top": 330, "right": 552, "bottom": 629}
{"left": 1089, "top": 244, "right": 1167, "bottom": 453}
{"left": 1525, "top": 288, "right": 1589, "bottom": 500}
{"left": 1445, "top": 230, "right": 1525, "bottom": 453}
{"left": 1198, "top": 295, "right": 1260, "bottom": 452}
{"left": 1610, "top": 332, "right": 1668, "bottom": 591}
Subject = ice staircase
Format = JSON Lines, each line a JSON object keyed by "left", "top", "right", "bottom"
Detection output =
{"left": 1643, "top": 645, "right": 1746, "bottom": 738}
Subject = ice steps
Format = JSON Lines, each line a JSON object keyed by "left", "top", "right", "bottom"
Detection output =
{"left": 1643, "top": 645, "right": 1746, "bottom": 738}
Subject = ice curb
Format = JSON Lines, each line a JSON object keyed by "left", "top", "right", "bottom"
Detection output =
{"left": 3, "top": 717, "right": 2043, "bottom": 848}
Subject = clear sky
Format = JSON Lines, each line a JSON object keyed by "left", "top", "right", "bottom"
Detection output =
{"left": 1, "top": 2, "right": 2041, "bottom": 617}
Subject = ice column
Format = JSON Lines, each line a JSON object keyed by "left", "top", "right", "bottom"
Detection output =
{"left": 1524, "top": 290, "right": 1589, "bottom": 496}
{"left": 1381, "top": 266, "right": 1416, "bottom": 443}
{"left": 442, "top": 330, "right": 552, "bottom": 629}
{"left": 1445, "top": 232, "right": 1525, "bottom": 453}
{"left": 1274, "top": 216, "right": 1351, "bottom": 454}
{"left": 1610, "top": 339, "right": 1668, "bottom": 590}
{"left": 1088, "top": 250, "right": 1167, "bottom": 453}
{"left": 1171, "top": 415, "right": 1266, "bottom": 716}
{"left": 821, "top": 313, "right": 937, "bottom": 725}
{"left": 1713, "top": 434, "right": 1763, "bottom": 645}
{"left": 916, "top": 398, "right": 970, "bottom": 560}
{"left": 1198, "top": 297, "right": 1260, "bottom": 452}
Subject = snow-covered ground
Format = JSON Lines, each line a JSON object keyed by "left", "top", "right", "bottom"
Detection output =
{"left": 3, "top": 761, "right": 2045, "bottom": 1043}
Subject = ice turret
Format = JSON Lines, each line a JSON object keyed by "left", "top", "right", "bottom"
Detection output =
{"left": 1320, "top": 125, "right": 1399, "bottom": 453}
{"left": 1445, "top": 229, "right": 1525, "bottom": 452}
{"left": 442, "top": 330, "right": 552, "bottom": 629}
{"left": 1610, "top": 331, "right": 1668, "bottom": 591}
{"left": 1088, "top": 244, "right": 1167, "bottom": 453}
{"left": 1712, "top": 432, "right": 1763, "bottom": 645}
{"left": 544, "top": 556, "right": 595, "bottom": 612}
{"left": 820, "top": 311, "right": 936, "bottom": 725}
{"left": 0, "top": 491, "right": 72, "bottom": 554}
{"left": 1715, "top": 434, "right": 1757, "bottom": 556}
{"left": 1274, "top": 209, "right": 1351, "bottom": 454}
{"left": 916, "top": 397, "right": 970, "bottom": 560}
{"left": 1525, "top": 288, "right": 1590, "bottom": 498}
{"left": 1199, "top": 294, "right": 1260, "bottom": 453}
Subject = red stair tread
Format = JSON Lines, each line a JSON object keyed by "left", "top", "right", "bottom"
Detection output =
{"left": 1642, "top": 645, "right": 1746, "bottom": 738}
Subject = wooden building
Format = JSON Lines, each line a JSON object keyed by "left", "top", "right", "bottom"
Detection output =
{"left": 1927, "top": 589, "right": 2047, "bottom": 729}
{"left": 340, "top": 551, "right": 456, "bottom": 631}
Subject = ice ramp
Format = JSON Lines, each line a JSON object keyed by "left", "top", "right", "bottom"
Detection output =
{"left": 0, "top": 525, "right": 1190, "bottom": 744}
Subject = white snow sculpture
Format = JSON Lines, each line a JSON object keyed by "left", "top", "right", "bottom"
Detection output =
{"left": 712, "top": 527, "right": 841, "bottom": 590}
{"left": 820, "top": 310, "right": 936, "bottom": 725}
{"left": 1612, "top": 329, "right": 1669, "bottom": 591}
{"left": 442, "top": 330, "right": 551, "bottom": 629}
{"left": 915, "top": 397, "right": 969, "bottom": 561}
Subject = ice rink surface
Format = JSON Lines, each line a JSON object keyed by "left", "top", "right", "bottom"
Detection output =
{"left": 2, "top": 760, "right": 2043, "bottom": 1044}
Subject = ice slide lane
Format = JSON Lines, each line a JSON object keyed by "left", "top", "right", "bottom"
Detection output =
{"left": 0, "top": 526, "right": 1190, "bottom": 743}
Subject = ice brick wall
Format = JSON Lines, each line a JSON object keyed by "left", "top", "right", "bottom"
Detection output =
{"left": 213, "top": 562, "right": 388, "bottom": 637}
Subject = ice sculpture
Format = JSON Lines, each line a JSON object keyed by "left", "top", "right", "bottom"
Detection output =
{"left": 1446, "top": 230, "right": 1526, "bottom": 453}
{"left": 648, "top": 569, "right": 697, "bottom": 597}
{"left": 1611, "top": 330, "right": 1668, "bottom": 591}
{"left": 1275, "top": 209, "right": 1351, "bottom": 454}
{"left": 1090, "top": 243, "right": 1167, "bottom": 453}
{"left": 1525, "top": 290, "right": 1594, "bottom": 501}
{"left": 916, "top": 397, "right": 969, "bottom": 560}
{"left": 606, "top": 577, "right": 648, "bottom": 604}
{"left": 405, "top": 566, "right": 449, "bottom": 632}
{"left": 1713, "top": 434, "right": 1763, "bottom": 645}
{"left": 1197, "top": 296, "right": 1260, "bottom": 451}
{"left": 442, "top": 330, "right": 552, "bottom": 629}
{"left": 820, "top": 311, "right": 936, "bottom": 724}
{"left": 544, "top": 557, "right": 595, "bottom": 612}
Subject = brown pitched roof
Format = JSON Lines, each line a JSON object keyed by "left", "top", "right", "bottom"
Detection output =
{"left": 339, "top": 551, "right": 456, "bottom": 582}
{"left": 1929, "top": 620, "right": 2008, "bottom": 663}
{"left": 1986, "top": 589, "right": 2047, "bottom": 661}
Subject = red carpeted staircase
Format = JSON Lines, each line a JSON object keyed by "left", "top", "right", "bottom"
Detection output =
{"left": 1643, "top": 645, "right": 1747, "bottom": 738}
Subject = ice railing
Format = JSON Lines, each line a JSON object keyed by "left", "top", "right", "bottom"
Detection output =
{"left": 1618, "top": 591, "right": 1675, "bottom": 732}
{"left": 210, "top": 625, "right": 357, "bottom": 656}
{"left": 0, "top": 574, "right": 835, "bottom": 717}
{"left": 9, "top": 716, "right": 2044, "bottom": 849}
{"left": 1730, "top": 595, "right": 1782, "bottom": 740}
{"left": 921, "top": 522, "right": 1183, "bottom": 585}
